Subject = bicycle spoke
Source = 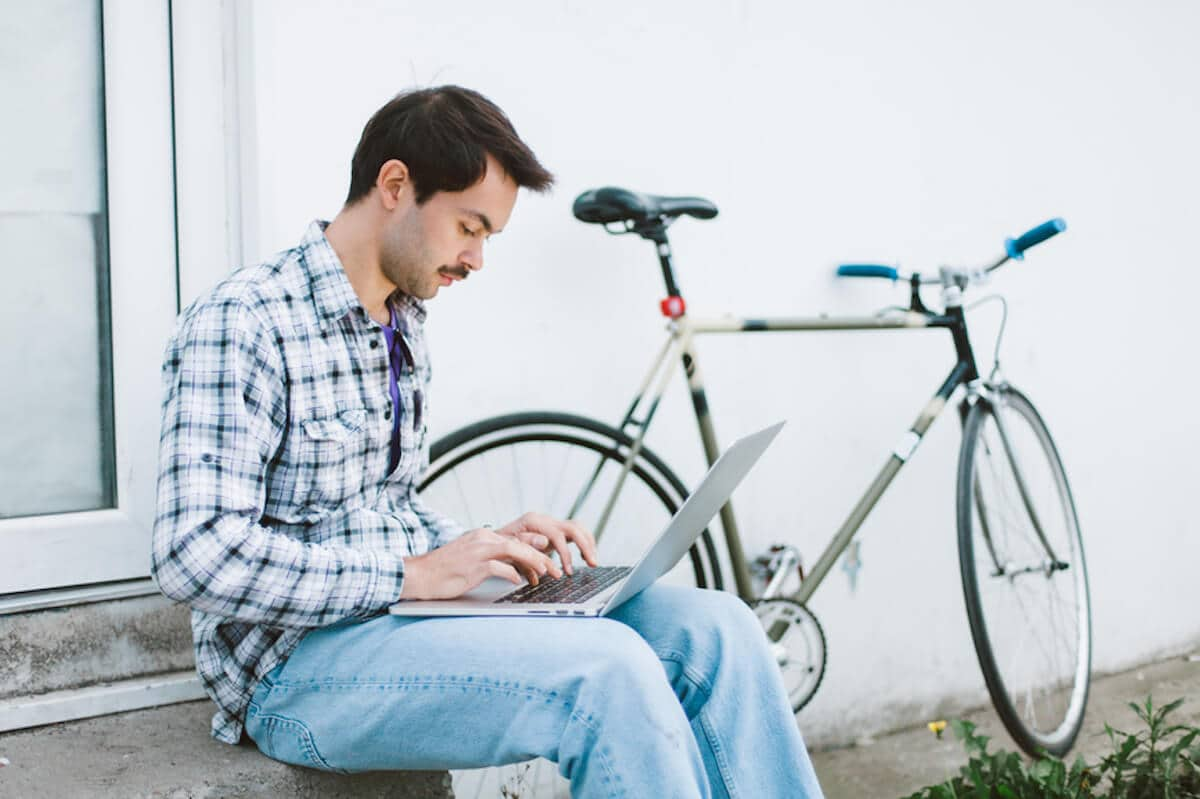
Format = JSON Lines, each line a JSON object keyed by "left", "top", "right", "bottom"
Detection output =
{"left": 479, "top": 448, "right": 501, "bottom": 522}
{"left": 1012, "top": 581, "right": 1063, "bottom": 728}
{"left": 510, "top": 443, "right": 525, "bottom": 516}
{"left": 568, "top": 452, "right": 611, "bottom": 522}
{"left": 547, "top": 440, "right": 571, "bottom": 517}
{"left": 450, "top": 470, "right": 476, "bottom": 526}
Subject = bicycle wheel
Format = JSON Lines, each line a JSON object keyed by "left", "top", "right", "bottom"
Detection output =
{"left": 419, "top": 412, "right": 721, "bottom": 589}
{"left": 418, "top": 412, "right": 722, "bottom": 799}
{"left": 957, "top": 385, "right": 1091, "bottom": 757}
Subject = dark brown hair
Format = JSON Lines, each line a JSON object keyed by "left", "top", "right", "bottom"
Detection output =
{"left": 345, "top": 85, "right": 554, "bottom": 206}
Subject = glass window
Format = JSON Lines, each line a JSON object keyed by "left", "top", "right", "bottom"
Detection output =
{"left": 0, "top": 0, "right": 114, "bottom": 518}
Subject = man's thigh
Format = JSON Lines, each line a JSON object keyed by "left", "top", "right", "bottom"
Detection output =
{"left": 244, "top": 609, "right": 681, "bottom": 773}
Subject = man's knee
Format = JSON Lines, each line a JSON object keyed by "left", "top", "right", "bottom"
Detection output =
{"left": 667, "top": 587, "right": 763, "bottom": 649}
{"left": 555, "top": 620, "right": 682, "bottom": 728}
{"left": 587, "top": 620, "right": 672, "bottom": 688}
{"left": 698, "top": 587, "right": 758, "bottom": 626}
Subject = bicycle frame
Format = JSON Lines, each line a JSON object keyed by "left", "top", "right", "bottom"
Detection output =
{"left": 589, "top": 305, "right": 984, "bottom": 604}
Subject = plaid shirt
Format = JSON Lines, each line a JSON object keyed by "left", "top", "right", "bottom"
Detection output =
{"left": 152, "top": 220, "right": 464, "bottom": 744}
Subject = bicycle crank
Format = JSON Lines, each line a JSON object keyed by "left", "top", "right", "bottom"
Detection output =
{"left": 751, "top": 597, "right": 827, "bottom": 712}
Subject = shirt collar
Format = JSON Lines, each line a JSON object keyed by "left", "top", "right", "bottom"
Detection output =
{"left": 390, "top": 290, "right": 427, "bottom": 327}
{"left": 300, "top": 220, "right": 427, "bottom": 330}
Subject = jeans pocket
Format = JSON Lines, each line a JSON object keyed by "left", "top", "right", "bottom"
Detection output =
{"left": 248, "top": 711, "right": 346, "bottom": 774}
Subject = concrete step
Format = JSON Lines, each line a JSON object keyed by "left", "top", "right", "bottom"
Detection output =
{"left": 0, "top": 699, "right": 452, "bottom": 799}
{"left": 1, "top": 591, "right": 193, "bottom": 702}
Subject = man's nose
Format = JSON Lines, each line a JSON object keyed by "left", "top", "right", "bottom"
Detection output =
{"left": 461, "top": 244, "right": 483, "bottom": 272}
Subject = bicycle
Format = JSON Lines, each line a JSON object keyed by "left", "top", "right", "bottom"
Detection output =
{"left": 422, "top": 187, "right": 1091, "bottom": 796}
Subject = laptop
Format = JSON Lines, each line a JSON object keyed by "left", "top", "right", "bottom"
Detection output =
{"left": 389, "top": 420, "right": 784, "bottom": 618}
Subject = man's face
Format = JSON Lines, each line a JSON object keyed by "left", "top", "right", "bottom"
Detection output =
{"left": 379, "top": 155, "right": 519, "bottom": 300}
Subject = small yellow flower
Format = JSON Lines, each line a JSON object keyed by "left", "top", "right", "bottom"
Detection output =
{"left": 928, "top": 720, "right": 947, "bottom": 739}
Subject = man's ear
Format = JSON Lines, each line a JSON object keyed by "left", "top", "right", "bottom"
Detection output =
{"left": 376, "top": 159, "right": 410, "bottom": 210}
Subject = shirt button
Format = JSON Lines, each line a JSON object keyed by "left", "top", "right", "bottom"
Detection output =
{"left": 369, "top": 339, "right": 379, "bottom": 349}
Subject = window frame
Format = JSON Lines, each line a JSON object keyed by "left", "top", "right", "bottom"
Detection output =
{"left": 0, "top": 0, "right": 179, "bottom": 596}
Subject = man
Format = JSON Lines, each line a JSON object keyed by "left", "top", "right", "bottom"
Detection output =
{"left": 153, "top": 85, "right": 823, "bottom": 798}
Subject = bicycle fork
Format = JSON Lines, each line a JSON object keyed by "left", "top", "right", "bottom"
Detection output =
{"left": 962, "top": 387, "right": 1068, "bottom": 580}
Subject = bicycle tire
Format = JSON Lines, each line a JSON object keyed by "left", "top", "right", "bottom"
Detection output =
{"left": 957, "top": 385, "right": 1091, "bottom": 757}
{"left": 751, "top": 597, "right": 827, "bottom": 712}
{"left": 421, "top": 411, "right": 722, "bottom": 589}
{"left": 419, "top": 412, "right": 721, "bottom": 799}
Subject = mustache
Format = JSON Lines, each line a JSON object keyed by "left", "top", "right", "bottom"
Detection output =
{"left": 439, "top": 266, "right": 470, "bottom": 280}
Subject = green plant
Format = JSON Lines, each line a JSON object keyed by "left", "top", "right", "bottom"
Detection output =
{"left": 1098, "top": 697, "right": 1200, "bottom": 798}
{"left": 903, "top": 696, "right": 1200, "bottom": 799}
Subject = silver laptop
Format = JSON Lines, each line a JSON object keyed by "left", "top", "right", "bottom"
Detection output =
{"left": 389, "top": 421, "right": 784, "bottom": 618}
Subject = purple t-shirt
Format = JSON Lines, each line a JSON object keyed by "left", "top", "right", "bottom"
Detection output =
{"left": 380, "top": 308, "right": 407, "bottom": 473}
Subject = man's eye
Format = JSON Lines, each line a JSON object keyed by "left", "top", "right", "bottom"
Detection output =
{"left": 461, "top": 223, "right": 478, "bottom": 237}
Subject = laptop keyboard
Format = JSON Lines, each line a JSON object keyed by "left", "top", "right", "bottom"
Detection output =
{"left": 495, "top": 566, "right": 632, "bottom": 605}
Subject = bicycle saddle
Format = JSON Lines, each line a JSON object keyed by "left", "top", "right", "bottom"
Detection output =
{"left": 573, "top": 187, "right": 719, "bottom": 226}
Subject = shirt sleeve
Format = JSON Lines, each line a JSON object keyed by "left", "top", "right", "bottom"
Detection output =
{"left": 151, "top": 297, "right": 406, "bottom": 628}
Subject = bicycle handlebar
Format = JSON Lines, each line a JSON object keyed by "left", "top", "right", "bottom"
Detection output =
{"left": 836, "top": 217, "right": 1069, "bottom": 285}
{"left": 1004, "top": 218, "right": 1067, "bottom": 261}
{"left": 835, "top": 264, "right": 898, "bottom": 280}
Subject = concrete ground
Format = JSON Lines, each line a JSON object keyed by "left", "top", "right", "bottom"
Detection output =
{"left": 810, "top": 652, "right": 1200, "bottom": 798}
{"left": 0, "top": 700, "right": 452, "bottom": 799}
{"left": 0, "top": 653, "right": 1196, "bottom": 798}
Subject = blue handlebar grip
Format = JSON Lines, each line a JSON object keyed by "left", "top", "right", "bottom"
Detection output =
{"left": 836, "top": 264, "right": 899, "bottom": 280}
{"left": 1005, "top": 218, "right": 1067, "bottom": 260}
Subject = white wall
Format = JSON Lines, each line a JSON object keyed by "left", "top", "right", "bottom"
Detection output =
{"left": 236, "top": 0, "right": 1200, "bottom": 745}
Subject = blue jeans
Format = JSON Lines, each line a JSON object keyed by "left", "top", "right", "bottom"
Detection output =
{"left": 244, "top": 585, "right": 824, "bottom": 798}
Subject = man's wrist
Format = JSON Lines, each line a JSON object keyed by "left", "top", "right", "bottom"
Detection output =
{"left": 399, "top": 554, "right": 424, "bottom": 600}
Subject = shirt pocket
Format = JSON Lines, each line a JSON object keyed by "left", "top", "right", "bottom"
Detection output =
{"left": 289, "top": 408, "right": 369, "bottom": 511}
{"left": 300, "top": 409, "right": 367, "bottom": 442}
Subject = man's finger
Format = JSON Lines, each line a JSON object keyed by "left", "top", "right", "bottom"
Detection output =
{"left": 510, "top": 516, "right": 573, "bottom": 575}
{"left": 516, "top": 532, "right": 550, "bottom": 551}
{"left": 501, "top": 538, "right": 561, "bottom": 580}
{"left": 550, "top": 532, "right": 574, "bottom": 576}
{"left": 487, "top": 559, "right": 524, "bottom": 586}
{"left": 565, "top": 520, "right": 600, "bottom": 567}
{"left": 531, "top": 516, "right": 576, "bottom": 575}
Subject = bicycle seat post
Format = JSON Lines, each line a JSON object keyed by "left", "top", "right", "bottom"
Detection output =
{"left": 636, "top": 222, "right": 686, "bottom": 318}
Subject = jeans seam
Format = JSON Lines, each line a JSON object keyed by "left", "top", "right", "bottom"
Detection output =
{"left": 656, "top": 649, "right": 715, "bottom": 699}
{"left": 256, "top": 712, "right": 344, "bottom": 773}
{"left": 259, "top": 676, "right": 625, "bottom": 795}
{"left": 268, "top": 676, "right": 576, "bottom": 699}
{"left": 659, "top": 648, "right": 737, "bottom": 799}
{"left": 699, "top": 710, "right": 740, "bottom": 799}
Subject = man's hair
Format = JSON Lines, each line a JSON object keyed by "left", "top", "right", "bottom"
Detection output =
{"left": 345, "top": 85, "right": 554, "bottom": 206}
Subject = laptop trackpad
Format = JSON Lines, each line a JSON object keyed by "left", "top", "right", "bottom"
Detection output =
{"left": 466, "top": 577, "right": 523, "bottom": 602}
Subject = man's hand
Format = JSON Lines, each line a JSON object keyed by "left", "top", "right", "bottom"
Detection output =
{"left": 400, "top": 527, "right": 561, "bottom": 600}
{"left": 493, "top": 512, "right": 599, "bottom": 576}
